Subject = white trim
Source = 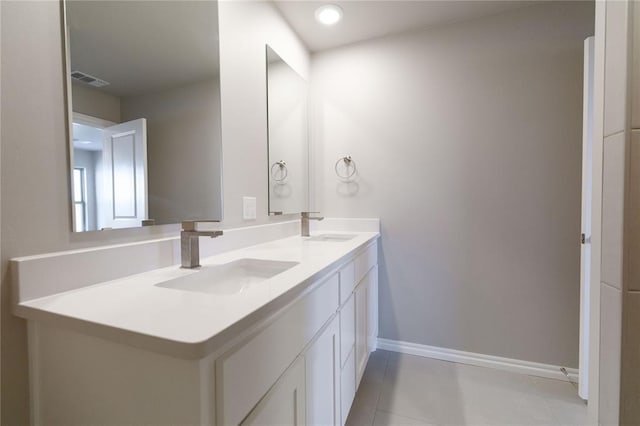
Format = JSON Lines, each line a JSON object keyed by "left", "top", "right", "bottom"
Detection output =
{"left": 377, "top": 338, "right": 579, "bottom": 383}
{"left": 588, "top": 0, "right": 606, "bottom": 420}
{"left": 28, "top": 321, "right": 41, "bottom": 426}
{"left": 72, "top": 112, "right": 116, "bottom": 129}
{"left": 579, "top": 35, "right": 595, "bottom": 401}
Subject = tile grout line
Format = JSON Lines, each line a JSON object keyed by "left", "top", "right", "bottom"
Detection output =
{"left": 374, "top": 351, "right": 391, "bottom": 412}
{"left": 366, "top": 351, "right": 390, "bottom": 426}
{"left": 370, "top": 409, "right": 379, "bottom": 426}
{"left": 348, "top": 351, "right": 391, "bottom": 426}
{"left": 372, "top": 351, "right": 436, "bottom": 424}
{"left": 528, "top": 375, "right": 559, "bottom": 425}
{"left": 374, "top": 407, "right": 438, "bottom": 425}
{"left": 530, "top": 375, "right": 586, "bottom": 425}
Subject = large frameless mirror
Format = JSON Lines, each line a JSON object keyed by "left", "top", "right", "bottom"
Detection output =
{"left": 64, "top": 0, "right": 223, "bottom": 232}
{"left": 266, "top": 45, "right": 309, "bottom": 216}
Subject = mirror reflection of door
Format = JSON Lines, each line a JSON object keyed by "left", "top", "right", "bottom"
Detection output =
{"left": 72, "top": 114, "right": 148, "bottom": 231}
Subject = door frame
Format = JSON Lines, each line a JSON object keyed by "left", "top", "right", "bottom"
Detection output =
{"left": 587, "top": 2, "right": 606, "bottom": 422}
{"left": 579, "top": 36, "right": 595, "bottom": 401}
{"left": 73, "top": 112, "right": 116, "bottom": 130}
{"left": 69, "top": 112, "right": 116, "bottom": 233}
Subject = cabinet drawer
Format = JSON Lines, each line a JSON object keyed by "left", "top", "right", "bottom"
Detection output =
{"left": 355, "top": 242, "right": 377, "bottom": 284}
{"left": 217, "top": 273, "right": 339, "bottom": 426}
{"left": 339, "top": 261, "right": 355, "bottom": 304}
{"left": 340, "top": 293, "right": 355, "bottom": 368}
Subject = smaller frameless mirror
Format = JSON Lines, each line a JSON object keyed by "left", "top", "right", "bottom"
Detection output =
{"left": 266, "top": 45, "right": 309, "bottom": 215}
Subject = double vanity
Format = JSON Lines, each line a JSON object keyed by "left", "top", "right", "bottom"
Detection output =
{"left": 12, "top": 219, "right": 380, "bottom": 425}
{"left": 13, "top": 1, "right": 376, "bottom": 423}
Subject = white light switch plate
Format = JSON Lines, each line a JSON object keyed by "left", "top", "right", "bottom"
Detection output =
{"left": 243, "top": 197, "right": 257, "bottom": 220}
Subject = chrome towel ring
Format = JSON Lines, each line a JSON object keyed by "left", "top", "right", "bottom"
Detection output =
{"left": 270, "top": 160, "right": 288, "bottom": 182}
{"left": 335, "top": 155, "right": 357, "bottom": 180}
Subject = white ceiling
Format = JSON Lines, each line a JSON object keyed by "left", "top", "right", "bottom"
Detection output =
{"left": 73, "top": 123, "right": 103, "bottom": 152}
{"left": 273, "top": 0, "right": 541, "bottom": 52}
{"left": 67, "top": 1, "right": 219, "bottom": 98}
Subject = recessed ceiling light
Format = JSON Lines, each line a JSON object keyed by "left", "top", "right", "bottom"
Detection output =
{"left": 315, "top": 4, "right": 343, "bottom": 26}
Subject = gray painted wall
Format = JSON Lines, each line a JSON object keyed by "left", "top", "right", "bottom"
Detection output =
{"left": 311, "top": 1, "right": 594, "bottom": 367}
{"left": 218, "top": 0, "right": 309, "bottom": 227}
{"left": 72, "top": 82, "right": 121, "bottom": 123}
{"left": 0, "top": 1, "right": 308, "bottom": 423}
{"left": 121, "top": 78, "right": 223, "bottom": 224}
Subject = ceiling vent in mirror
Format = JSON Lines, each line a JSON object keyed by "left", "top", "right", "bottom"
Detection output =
{"left": 70, "top": 70, "right": 110, "bottom": 88}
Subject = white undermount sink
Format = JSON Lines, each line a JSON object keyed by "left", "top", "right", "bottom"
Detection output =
{"left": 156, "top": 258, "right": 299, "bottom": 295}
{"left": 306, "top": 233, "right": 357, "bottom": 242}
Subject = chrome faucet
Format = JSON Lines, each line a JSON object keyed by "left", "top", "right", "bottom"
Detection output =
{"left": 301, "top": 212, "right": 324, "bottom": 237}
{"left": 181, "top": 221, "right": 223, "bottom": 268}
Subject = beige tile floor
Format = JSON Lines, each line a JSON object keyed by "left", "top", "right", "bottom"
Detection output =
{"left": 346, "top": 350, "right": 588, "bottom": 426}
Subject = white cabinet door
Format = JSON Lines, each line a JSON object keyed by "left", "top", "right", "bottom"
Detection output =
{"left": 355, "top": 280, "right": 368, "bottom": 385}
{"left": 340, "top": 349, "right": 356, "bottom": 426}
{"left": 242, "top": 357, "right": 306, "bottom": 426}
{"left": 306, "top": 315, "right": 340, "bottom": 426}
{"left": 218, "top": 275, "right": 339, "bottom": 426}
{"left": 367, "top": 266, "right": 379, "bottom": 353}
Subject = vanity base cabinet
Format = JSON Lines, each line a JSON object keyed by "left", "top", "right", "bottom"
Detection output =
{"left": 24, "top": 240, "right": 379, "bottom": 426}
{"left": 26, "top": 322, "right": 211, "bottom": 426}
{"left": 216, "top": 274, "right": 339, "bottom": 426}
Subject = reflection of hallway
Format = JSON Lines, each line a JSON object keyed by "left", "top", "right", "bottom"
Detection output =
{"left": 346, "top": 350, "right": 587, "bottom": 425}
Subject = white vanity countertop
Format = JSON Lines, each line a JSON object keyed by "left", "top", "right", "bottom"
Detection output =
{"left": 14, "top": 231, "right": 379, "bottom": 359}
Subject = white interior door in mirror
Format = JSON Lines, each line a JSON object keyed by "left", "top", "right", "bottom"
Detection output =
{"left": 266, "top": 45, "right": 309, "bottom": 215}
{"left": 101, "top": 119, "right": 148, "bottom": 230}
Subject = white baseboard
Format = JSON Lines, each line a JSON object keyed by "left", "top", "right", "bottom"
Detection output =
{"left": 377, "top": 338, "right": 579, "bottom": 383}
